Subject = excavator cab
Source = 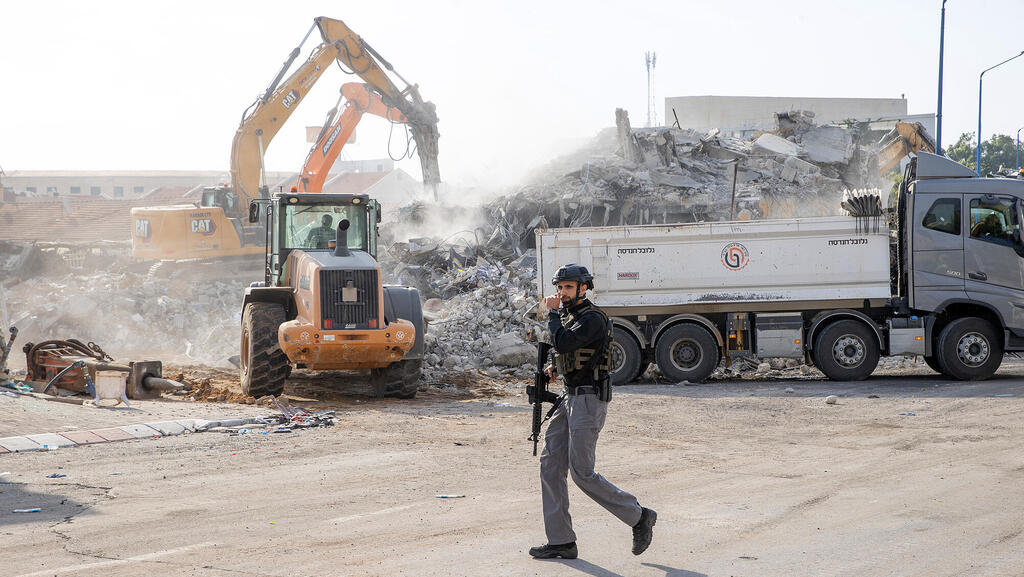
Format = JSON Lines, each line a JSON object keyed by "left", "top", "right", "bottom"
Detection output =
{"left": 200, "top": 186, "right": 238, "bottom": 213}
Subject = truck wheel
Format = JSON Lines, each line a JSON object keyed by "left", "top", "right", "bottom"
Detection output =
{"left": 935, "top": 317, "right": 1003, "bottom": 381}
{"left": 610, "top": 327, "right": 642, "bottom": 386}
{"left": 923, "top": 355, "right": 944, "bottom": 375}
{"left": 655, "top": 324, "right": 719, "bottom": 383}
{"left": 372, "top": 359, "right": 422, "bottom": 399}
{"left": 240, "top": 302, "right": 289, "bottom": 397}
{"left": 813, "top": 319, "right": 879, "bottom": 381}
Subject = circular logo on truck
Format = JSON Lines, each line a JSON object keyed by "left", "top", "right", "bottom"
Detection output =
{"left": 721, "top": 243, "right": 750, "bottom": 270}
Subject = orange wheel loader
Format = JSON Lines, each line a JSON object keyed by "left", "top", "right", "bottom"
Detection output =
{"left": 239, "top": 192, "right": 424, "bottom": 398}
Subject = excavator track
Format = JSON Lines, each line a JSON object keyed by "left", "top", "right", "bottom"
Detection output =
{"left": 145, "top": 257, "right": 264, "bottom": 283}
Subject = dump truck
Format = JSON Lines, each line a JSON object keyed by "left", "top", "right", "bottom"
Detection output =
{"left": 240, "top": 191, "right": 424, "bottom": 398}
{"left": 537, "top": 152, "right": 1024, "bottom": 385}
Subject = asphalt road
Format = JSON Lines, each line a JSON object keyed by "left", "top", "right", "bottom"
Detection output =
{"left": 2, "top": 367, "right": 1023, "bottom": 577}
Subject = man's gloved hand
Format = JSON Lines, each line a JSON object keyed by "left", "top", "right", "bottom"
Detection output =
{"left": 544, "top": 363, "right": 558, "bottom": 383}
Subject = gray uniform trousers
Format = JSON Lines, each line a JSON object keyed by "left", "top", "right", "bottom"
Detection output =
{"left": 540, "top": 391, "right": 643, "bottom": 544}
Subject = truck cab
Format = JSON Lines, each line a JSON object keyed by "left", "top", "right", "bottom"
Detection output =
{"left": 900, "top": 152, "right": 1024, "bottom": 375}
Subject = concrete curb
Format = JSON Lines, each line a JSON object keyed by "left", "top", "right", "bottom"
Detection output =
{"left": 0, "top": 418, "right": 258, "bottom": 454}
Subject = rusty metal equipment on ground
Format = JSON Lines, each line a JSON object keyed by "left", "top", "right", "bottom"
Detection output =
{"left": 23, "top": 338, "right": 184, "bottom": 399}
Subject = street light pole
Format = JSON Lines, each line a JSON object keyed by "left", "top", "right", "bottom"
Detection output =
{"left": 936, "top": 0, "right": 947, "bottom": 153}
{"left": 977, "top": 50, "right": 1024, "bottom": 176}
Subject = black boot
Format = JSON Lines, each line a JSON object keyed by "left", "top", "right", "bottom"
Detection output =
{"left": 632, "top": 507, "right": 657, "bottom": 555}
{"left": 529, "top": 542, "right": 578, "bottom": 559}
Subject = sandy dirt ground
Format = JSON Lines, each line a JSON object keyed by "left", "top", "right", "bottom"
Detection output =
{"left": 2, "top": 361, "right": 1023, "bottom": 577}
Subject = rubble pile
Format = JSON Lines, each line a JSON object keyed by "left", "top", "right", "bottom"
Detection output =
{"left": 418, "top": 264, "right": 541, "bottom": 381}
{"left": 483, "top": 109, "right": 885, "bottom": 252}
{"left": 3, "top": 265, "right": 243, "bottom": 369}
{"left": 378, "top": 109, "right": 893, "bottom": 380}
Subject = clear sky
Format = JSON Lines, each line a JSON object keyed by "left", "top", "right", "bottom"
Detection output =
{"left": 1, "top": 0, "right": 1021, "bottom": 188}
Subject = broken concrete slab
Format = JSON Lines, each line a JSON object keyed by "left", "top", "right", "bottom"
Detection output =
{"left": 146, "top": 421, "right": 187, "bottom": 436}
{"left": 489, "top": 333, "right": 535, "bottom": 367}
{"left": 615, "top": 108, "right": 641, "bottom": 164}
{"left": 801, "top": 125, "right": 855, "bottom": 164}
{"left": 175, "top": 419, "right": 202, "bottom": 432}
{"left": 649, "top": 169, "right": 702, "bottom": 189}
{"left": 753, "top": 133, "right": 802, "bottom": 157}
{"left": 781, "top": 156, "right": 820, "bottom": 183}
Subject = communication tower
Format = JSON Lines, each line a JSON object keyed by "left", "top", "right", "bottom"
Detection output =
{"left": 645, "top": 51, "right": 657, "bottom": 128}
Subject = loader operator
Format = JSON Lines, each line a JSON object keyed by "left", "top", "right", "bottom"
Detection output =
{"left": 305, "top": 214, "right": 336, "bottom": 249}
{"left": 530, "top": 263, "right": 657, "bottom": 560}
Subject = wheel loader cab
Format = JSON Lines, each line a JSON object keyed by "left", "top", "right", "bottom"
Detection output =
{"left": 271, "top": 194, "right": 377, "bottom": 286}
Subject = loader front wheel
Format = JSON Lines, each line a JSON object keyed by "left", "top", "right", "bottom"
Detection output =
{"left": 240, "top": 302, "right": 289, "bottom": 398}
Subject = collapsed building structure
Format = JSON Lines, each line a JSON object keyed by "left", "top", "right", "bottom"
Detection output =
{"left": 485, "top": 109, "right": 887, "bottom": 255}
{"left": 379, "top": 109, "right": 899, "bottom": 379}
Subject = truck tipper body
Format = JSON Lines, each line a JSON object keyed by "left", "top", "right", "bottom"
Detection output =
{"left": 536, "top": 153, "right": 1024, "bottom": 384}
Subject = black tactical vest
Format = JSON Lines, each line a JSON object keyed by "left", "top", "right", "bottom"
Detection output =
{"left": 553, "top": 301, "right": 614, "bottom": 383}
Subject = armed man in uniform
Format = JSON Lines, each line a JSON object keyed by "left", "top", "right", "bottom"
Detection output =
{"left": 529, "top": 263, "right": 657, "bottom": 560}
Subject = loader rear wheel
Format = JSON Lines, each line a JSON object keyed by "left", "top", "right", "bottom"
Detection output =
{"left": 240, "top": 302, "right": 289, "bottom": 398}
{"left": 655, "top": 324, "right": 719, "bottom": 384}
{"left": 371, "top": 359, "right": 422, "bottom": 399}
{"left": 813, "top": 319, "right": 879, "bottom": 381}
{"left": 935, "top": 317, "right": 1002, "bottom": 381}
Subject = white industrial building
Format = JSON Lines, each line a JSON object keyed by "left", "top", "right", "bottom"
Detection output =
{"left": 0, "top": 159, "right": 400, "bottom": 200}
{"left": 665, "top": 95, "right": 933, "bottom": 138}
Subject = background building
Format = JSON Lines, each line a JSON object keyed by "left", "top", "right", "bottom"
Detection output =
{"left": 664, "top": 95, "right": 933, "bottom": 138}
{"left": 0, "top": 158, "right": 422, "bottom": 243}
{"left": 0, "top": 159, "right": 401, "bottom": 201}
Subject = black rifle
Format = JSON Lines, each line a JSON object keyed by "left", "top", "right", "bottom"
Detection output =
{"left": 527, "top": 341, "right": 562, "bottom": 455}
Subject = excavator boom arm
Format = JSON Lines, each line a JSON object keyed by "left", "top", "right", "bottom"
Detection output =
{"left": 877, "top": 122, "right": 936, "bottom": 176}
{"left": 231, "top": 17, "right": 441, "bottom": 209}
{"left": 299, "top": 83, "right": 405, "bottom": 193}
{"left": 316, "top": 17, "right": 441, "bottom": 199}
{"left": 231, "top": 42, "right": 338, "bottom": 209}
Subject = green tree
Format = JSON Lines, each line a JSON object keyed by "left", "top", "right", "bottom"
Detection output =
{"left": 945, "top": 132, "right": 1021, "bottom": 175}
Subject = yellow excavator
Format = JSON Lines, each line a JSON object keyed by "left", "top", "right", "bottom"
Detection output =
{"left": 877, "top": 122, "right": 935, "bottom": 176}
{"left": 131, "top": 16, "right": 440, "bottom": 262}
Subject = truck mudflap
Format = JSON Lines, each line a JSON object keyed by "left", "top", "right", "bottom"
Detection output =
{"left": 278, "top": 319, "right": 415, "bottom": 370}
